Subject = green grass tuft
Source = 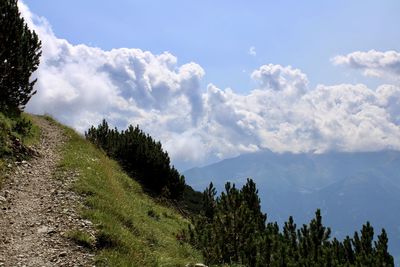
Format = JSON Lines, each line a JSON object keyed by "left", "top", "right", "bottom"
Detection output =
{"left": 21, "top": 113, "right": 41, "bottom": 146}
{"left": 67, "top": 229, "right": 96, "bottom": 249}
{"left": 57, "top": 122, "right": 202, "bottom": 266}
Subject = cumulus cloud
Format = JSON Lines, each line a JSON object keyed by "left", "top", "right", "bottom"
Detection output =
{"left": 248, "top": 46, "right": 257, "bottom": 56}
{"left": 20, "top": 2, "right": 400, "bottom": 169}
{"left": 251, "top": 64, "right": 309, "bottom": 97}
{"left": 203, "top": 82, "right": 400, "bottom": 155}
{"left": 20, "top": 2, "right": 204, "bottom": 128}
{"left": 332, "top": 50, "right": 400, "bottom": 81}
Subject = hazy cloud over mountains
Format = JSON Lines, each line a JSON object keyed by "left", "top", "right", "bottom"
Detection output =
{"left": 21, "top": 2, "right": 400, "bottom": 168}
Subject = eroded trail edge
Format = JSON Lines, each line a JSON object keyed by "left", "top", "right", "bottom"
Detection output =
{"left": 0, "top": 117, "right": 94, "bottom": 266}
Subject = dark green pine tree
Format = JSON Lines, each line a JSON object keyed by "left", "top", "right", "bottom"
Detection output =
{"left": 238, "top": 179, "right": 266, "bottom": 266}
{"left": 330, "top": 238, "right": 344, "bottom": 266}
{"left": 189, "top": 182, "right": 218, "bottom": 263}
{"left": 374, "top": 229, "right": 394, "bottom": 266}
{"left": 343, "top": 235, "right": 355, "bottom": 264}
{"left": 309, "top": 209, "right": 331, "bottom": 263}
{"left": 202, "top": 182, "right": 217, "bottom": 221}
{"left": 353, "top": 221, "right": 375, "bottom": 266}
{"left": 0, "top": 0, "right": 42, "bottom": 115}
{"left": 241, "top": 178, "right": 267, "bottom": 231}
{"left": 85, "top": 120, "right": 186, "bottom": 200}
{"left": 215, "top": 182, "right": 242, "bottom": 263}
{"left": 283, "top": 216, "right": 298, "bottom": 263}
{"left": 297, "top": 223, "right": 311, "bottom": 263}
{"left": 184, "top": 178, "right": 396, "bottom": 266}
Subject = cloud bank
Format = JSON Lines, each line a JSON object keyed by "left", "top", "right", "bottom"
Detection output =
{"left": 20, "top": 2, "right": 400, "bottom": 169}
{"left": 332, "top": 50, "right": 400, "bottom": 81}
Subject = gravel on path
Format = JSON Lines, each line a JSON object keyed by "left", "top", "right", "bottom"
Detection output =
{"left": 0, "top": 116, "right": 95, "bottom": 267}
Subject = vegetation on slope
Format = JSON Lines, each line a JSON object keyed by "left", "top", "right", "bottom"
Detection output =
{"left": 184, "top": 180, "right": 394, "bottom": 266}
{"left": 85, "top": 120, "right": 186, "bottom": 200}
{"left": 1, "top": 2, "right": 393, "bottom": 266}
{"left": 54, "top": 117, "right": 202, "bottom": 266}
{"left": 0, "top": 112, "right": 40, "bottom": 185}
{"left": 0, "top": 0, "right": 42, "bottom": 186}
{"left": 85, "top": 119, "right": 203, "bottom": 214}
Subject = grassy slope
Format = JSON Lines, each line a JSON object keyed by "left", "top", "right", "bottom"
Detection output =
{"left": 53, "top": 118, "right": 202, "bottom": 266}
{"left": 0, "top": 112, "right": 41, "bottom": 186}
{"left": 21, "top": 113, "right": 41, "bottom": 146}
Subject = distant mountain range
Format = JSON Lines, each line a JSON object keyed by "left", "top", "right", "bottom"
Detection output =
{"left": 183, "top": 150, "right": 400, "bottom": 264}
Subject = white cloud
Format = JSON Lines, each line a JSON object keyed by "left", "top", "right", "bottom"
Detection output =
{"left": 202, "top": 82, "right": 400, "bottom": 155}
{"left": 332, "top": 50, "right": 400, "bottom": 81}
{"left": 20, "top": 2, "right": 204, "bottom": 128}
{"left": 20, "top": 2, "right": 400, "bottom": 168}
{"left": 248, "top": 46, "right": 257, "bottom": 56}
{"left": 251, "top": 64, "right": 309, "bottom": 97}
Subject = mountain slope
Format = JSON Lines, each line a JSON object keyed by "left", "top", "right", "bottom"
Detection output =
{"left": 1, "top": 115, "right": 202, "bottom": 266}
{"left": 0, "top": 116, "right": 94, "bottom": 265}
{"left": 54, "top": 117, "right": 203, "bottom": 266}
{"left": 184, "top": 149, "right": 400, "bottom": 264}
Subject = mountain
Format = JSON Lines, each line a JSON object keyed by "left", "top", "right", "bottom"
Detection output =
{"left": 183, "top": 149, "right": 400, "bottom": 264}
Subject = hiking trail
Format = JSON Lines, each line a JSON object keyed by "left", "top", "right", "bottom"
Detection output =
{"left": 0, "top": 116, "right": 95, "bottom": 267}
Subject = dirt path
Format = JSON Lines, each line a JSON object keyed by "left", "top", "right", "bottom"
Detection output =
{"left": 0, "top": 117, "right": 94, "bottom": 267}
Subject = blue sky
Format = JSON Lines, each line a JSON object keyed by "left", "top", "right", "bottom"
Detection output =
{"left": 21, "top": 1, "right": 400, "bottom": 169}
{"left": 23, "top": 0, "right": 400, "bottom": 90}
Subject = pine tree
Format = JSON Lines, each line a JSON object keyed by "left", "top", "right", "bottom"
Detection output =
{"left": 241, "top": 178, "right": 267, "bottom": 231}
{"left": 374, "top": 229, "right": 394, "bottom": 266}
{"left": 85, "top": 120, "right": 186, "bottom": 200}
{"left": 353, "top": 222, "right": 375, "bottom": 265}
{"left": 184, "top": 179, "right": 395, "bottom": 267}
{"left": 202, "top": 182, "right": 217, "bottom": 221}
{"left": 283, "top": 216, "right": 298, "bottom": 262}
{"left": 309, "top": 209, "right": 331, "bottom": 263}
{"left": 0, "top": 0, "right": 42, "bottom": 115}
{"left": 343, "top": 236, "right": 355, "bottom": 264}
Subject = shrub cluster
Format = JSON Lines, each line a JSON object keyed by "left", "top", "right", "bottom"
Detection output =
{"left": 86, "top": 120, "right": 185, "bottom": 200}
{"left": 184, "top": 179, "right": 394, "bottom": 266}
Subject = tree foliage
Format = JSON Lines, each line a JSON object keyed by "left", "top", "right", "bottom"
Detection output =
{"left": 185, "top": 178, "right": 394, "bottom": 266}
{"left": 85, "top": 119, "right": 186, "bottom": 200}
{"left": 0, "top": 0, "right": 42, "bottom": 115}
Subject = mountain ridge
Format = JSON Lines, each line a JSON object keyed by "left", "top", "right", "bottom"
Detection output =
{"left": 183, "top": 149, "right": 400, "bottom": 264}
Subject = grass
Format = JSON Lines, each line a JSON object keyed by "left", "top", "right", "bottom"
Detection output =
{"left": 52, "top": 118, "right": 203, "bottom": 266}
{"left": 67, "top": 229, "right": 96, "bottom": 249}
{"left": 0, "top": 112, "right": 41, "bottom": 186}
{"left": 21, "top": 113, "right": 41, "bottom": 146}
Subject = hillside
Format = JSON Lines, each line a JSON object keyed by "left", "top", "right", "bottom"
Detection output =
{"left": 0, "top": 115, "right": 94, "bottom": 265}
{"left": 184, "top": 149, "right": 400, "bottom": 264}
{"left": 1, "top": 115, "right": 397, "bottom": 266}
{"left": 0, "top": 115, "right": 202, "bottom": 266}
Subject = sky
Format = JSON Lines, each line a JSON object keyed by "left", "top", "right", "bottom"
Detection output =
{"left": 20, "top": 1, "right": 400, "bottom": 170}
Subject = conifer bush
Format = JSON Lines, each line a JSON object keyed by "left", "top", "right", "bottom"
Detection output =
{"left": 185, "top": 178, "right": 394, "bottom": 266}
{"left": 86, "top": 120, "right": 186, "bottom": 200}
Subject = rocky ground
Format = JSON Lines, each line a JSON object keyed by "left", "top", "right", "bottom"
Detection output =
{"left": 0, "top": 117, "right": 95, "bottom": 267}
